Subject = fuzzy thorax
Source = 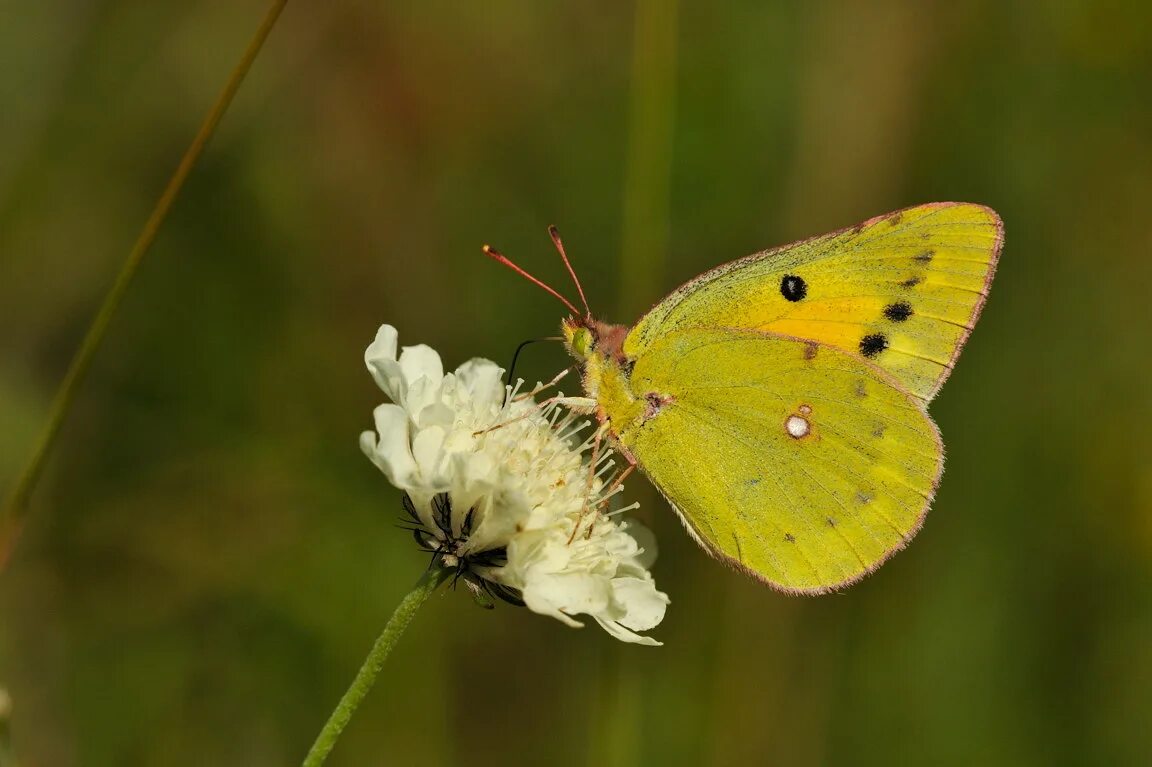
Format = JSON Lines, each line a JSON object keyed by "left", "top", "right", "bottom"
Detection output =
{"left": 562, "top": 317, "right": 648, "bottom": 443}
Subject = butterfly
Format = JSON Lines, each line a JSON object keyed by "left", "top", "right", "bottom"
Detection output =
{"left": 484, "top": 202, "right": 1002, "bottom": 593}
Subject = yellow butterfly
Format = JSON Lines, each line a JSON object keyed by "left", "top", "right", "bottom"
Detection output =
{"left": 485, "top": 203, "right": 1002, "bottom": 593}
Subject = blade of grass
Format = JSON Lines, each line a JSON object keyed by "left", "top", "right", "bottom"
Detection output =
{"left": 0, "top": 0, "right": 290, "bottom": 570}
{"left": 616, "top": 0, "right": 679, "bottom": 319}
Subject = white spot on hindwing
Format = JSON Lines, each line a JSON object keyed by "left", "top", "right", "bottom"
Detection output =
{"left": 786, "top": 415, "right": 810, "bottom": 439}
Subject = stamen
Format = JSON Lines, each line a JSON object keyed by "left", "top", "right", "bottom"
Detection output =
{"left": 605, "top": 501, "right": 641, "bottom": 517}
{"left": 514, "top": 367, "right": 573, "bottom": 403}
{"left": 557, "top": 420, "right": 591, "bottom": 443}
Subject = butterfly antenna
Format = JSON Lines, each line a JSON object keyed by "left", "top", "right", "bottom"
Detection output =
{"left": 482, "top": 244, "right": 581, "bottom": 317}
{"left": 548, "top": 225, "right": 591, "bottom": 318}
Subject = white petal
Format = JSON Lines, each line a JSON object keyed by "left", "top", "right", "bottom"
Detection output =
{"left": 404, "top": 374, "right": 445, "bottom": 424}
{"left": 621, "top": 521, "right": 659, "bottom": 570}
{"left": 411, "top": 425, "right": 447, "bottom": 486}
{"left": 367, "top": 404, "right": 419, "bottom": 488}
{"left": 592, "top": 616, "right": 662, "bottom": 646}
{"left": 359, "top": 430, "right": 378, "bottom": 461}
{"left": 603, "top": 527, "right": 642, "bottom": 560}
{"left": 412, "top": 399, "right": 456, "bottom": 431}
{"left": 611, "top": 576, "right": 669, "bottom": 632}
{"left": 441, "top": 423, "right": 480, "bottom": 454}
{"left": 455, "top": 358, "right": 505, "bottom": 406}
{"left": 365, "top": 325, "right": 406, "bottom": 402}
{"left": 471, "top": 499, "right": 529, "bottom": 554}
{"left": 366, "top": 324, "right": 398, "bottom": 361}
{"left": 399, "top": 344, "right": 444, "bottom": 391}
{"left": 505, "top": 528, "right": 573, "bottom": 580}
{"left": 523, "top": 571, "right": 612, "bottom": 621}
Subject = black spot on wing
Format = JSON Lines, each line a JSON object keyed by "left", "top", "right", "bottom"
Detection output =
{"left": 900, "top": 276, "right": 922, "bottom": 289}
{"left": 914, "top": 249, "right": 935, "bottom": 263}
{"left": 784, "top": 533, "right": 796, "bottom": 543}
{"left": 780, "top": 274, "right": 807, "bottom": 302}
{"left": 884, "top": 301, "right": 913, "bottom": 322}
{"left": 859, "top": 333, "right": 888, "bottom": 358}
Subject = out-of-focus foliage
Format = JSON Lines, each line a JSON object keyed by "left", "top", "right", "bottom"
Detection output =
{"left": 2, "top": 1, "right": 1151, "bottom": 765}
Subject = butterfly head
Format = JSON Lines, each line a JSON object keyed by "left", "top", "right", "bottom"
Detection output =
{"left": 562, "top": 316, "right": 630, "bottom": 365}
{"left": 481, "top": 225, "right": 634, "bottom": 363}
{"left": 562, "top": 317, "right": 595, "bottom": 360}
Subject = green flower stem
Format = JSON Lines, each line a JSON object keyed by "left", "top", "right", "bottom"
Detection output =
{"left": 0, "top": 0, "right": 289, "bottom": 569}
{"left": 302, "top": 567, "right": 450, "bottom": 767}
{"left": 0, "top": 688, "right": 13, "bottom": 767}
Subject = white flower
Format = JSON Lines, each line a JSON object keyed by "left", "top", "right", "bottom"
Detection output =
{"left": 360, "top": 325, "right": 669, "bottom": 645}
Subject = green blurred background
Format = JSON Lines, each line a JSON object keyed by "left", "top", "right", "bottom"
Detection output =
{"left": 3, "top": 1, "right": 1151, "bottom": 765}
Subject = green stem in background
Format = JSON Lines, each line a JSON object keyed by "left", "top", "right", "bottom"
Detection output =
{"left": 0, "top": 687, "right": 12, "bottom": 767}
{"left": 617, "top": 0, "right": 679, "bottom": 318}
{"left": 592, "top": 3, "right": 679, "bottom": 767}
{"left": 302, "top": 567, "right": 449, "bottom": 767}
{"left": 0, "top": 0, "right": 289, "bottom": 569}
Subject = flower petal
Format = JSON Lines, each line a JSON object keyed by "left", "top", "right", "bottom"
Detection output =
{"left": 364, "top": 404, "right": 420, "bottom": 489}
{"left": 455, "top": 358, "right": 505, "bottom": 407}
{"left": 621, "top": 521, "right": 659, "bottom": 570}
{"left": 592, "top": 617, "right": 662, "bottom": 646}
{"left": 365, "top": 325, "right": 406, "bottom": 402}
{"left": 411, "top": 425, "right": 447, "bottom": 486}
{"left": 398, "top": 344, "right": 444, "bottom": 391}
{"left": 612, "top": 576, "right": 669, "bottom": 632}
{"left": 523, "top": 571, "right": 612, "bottom": 621}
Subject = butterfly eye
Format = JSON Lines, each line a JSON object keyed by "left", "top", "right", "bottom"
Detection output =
{"left": 572, "top": 328, "right": 594, "bottom": 357}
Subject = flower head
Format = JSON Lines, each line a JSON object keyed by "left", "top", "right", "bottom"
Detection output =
{"left": 360, "top": 325, "right": 668, "bottom": 645}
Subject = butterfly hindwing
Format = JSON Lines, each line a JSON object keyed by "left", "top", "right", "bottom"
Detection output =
{"left": 615, "top": 327, "right": 944, "bottom": 593}
{"left": 623, "top": 202, "right": 1003, "bottom": 402}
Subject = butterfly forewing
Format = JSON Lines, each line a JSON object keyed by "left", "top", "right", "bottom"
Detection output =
{"left": 616, "top": 327, "right": 944, "bottom": 593}
{"left": 623, "top": 203, "right": 1002, "bottom": 402}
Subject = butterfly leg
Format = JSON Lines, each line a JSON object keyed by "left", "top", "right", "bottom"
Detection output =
{"left": 598, "top": 461, "right": 636, "bottom": 504}
{"left": 473, "top": 391, "right": 601, "bottom": 437}
{"left": 552, "top": 395, "right": 598, "bottom": 414}
{"left": 471, "top": 396, "right": 564, "bottom": 436}
{"left": 582, "top": 462, "right": 637, "bottom": 540}
{"left": 475, "top": 359, "right": 604, "bottom": 437}
{"left": 568, "top": 422, "right": 642, "bottom": 543}
{"left": 567, "top": 421, "right": 610, "bottom": 544}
